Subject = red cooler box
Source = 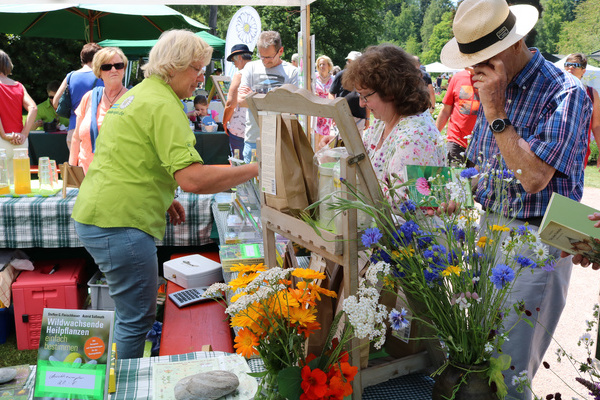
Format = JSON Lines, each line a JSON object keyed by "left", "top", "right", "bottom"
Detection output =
{"left": 12, "top": 259, "right": 88, "bottom": 350}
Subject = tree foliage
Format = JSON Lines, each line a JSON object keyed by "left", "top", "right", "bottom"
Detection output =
{"left": 421, "top": 10, "right": 454, "bottom": 64}
{"left": 535, "top": 0, "right": 574, "bottom": 53}
{"left": 557, "top": 0, "right": 600, "bottom": 56}
{"left": 420, "top": 0, "right": 453, "bottom": 54}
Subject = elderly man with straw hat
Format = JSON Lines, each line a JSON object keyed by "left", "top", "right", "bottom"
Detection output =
{"left": 441, "top": 0, "right": 592, "bottom": 398}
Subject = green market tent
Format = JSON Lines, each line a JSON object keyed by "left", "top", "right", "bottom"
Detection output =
{"left": 0, "top": 4, "right": 208, "bottom": 42}
{"left": 98, "top": 31, "right": 226, "bottom": 59}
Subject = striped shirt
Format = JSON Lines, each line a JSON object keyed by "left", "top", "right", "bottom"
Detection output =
{"left": 467, "top": 49, "right": 593, "bottom": 219}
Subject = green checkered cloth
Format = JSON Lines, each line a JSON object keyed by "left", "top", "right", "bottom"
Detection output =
{"left": 0, "top": 188, "right": 215, "bottom": 248}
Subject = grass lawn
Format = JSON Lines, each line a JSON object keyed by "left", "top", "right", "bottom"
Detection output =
{"left": 585, "top": 165, "right": 600, "bottom": 189}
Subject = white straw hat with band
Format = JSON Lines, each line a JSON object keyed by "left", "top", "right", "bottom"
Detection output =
{"left": 440, "top": 0, "right": 539, "bottom": 69}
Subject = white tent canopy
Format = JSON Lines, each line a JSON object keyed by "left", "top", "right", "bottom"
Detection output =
{"left": 554, "top": 56, "right": 600, "bottom": 93}
{"left": 425, "top": 62, "right": 462, "bottom": 74}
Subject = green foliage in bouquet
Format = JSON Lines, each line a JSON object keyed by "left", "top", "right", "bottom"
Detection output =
{"left": 306, "top": 165, "right": 557, "bottom": 399}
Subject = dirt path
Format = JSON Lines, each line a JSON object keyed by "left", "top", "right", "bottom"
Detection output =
{"left": 531, "top": 187, "right": 600, "bottom": 399}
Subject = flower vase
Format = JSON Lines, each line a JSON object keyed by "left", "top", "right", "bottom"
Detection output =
{"left": 256, "top": 369, "right": 285, "bottom": 400}
{"left": 432, "top": 362, "right": 498, "bottom": 400}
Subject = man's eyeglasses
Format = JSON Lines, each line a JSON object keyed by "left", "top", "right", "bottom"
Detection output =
{"left": 360, "top": 91, "right": 376, "bottom": 103}
{"left": 100, "top": 62, "right": 125, "bottom": 71}
{"left": 48, "top": 95, "right": 54, "bottom": 100}
{"left": 564, "top": 62, "right": 583, "bottom": 69}
{"left": 259, "top": 48, "right": 281, "bottom": 61}
{"left": 189, "top": 65, "right": 206, "bottom": 76}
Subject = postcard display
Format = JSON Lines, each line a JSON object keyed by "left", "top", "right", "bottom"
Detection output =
{"left": 246, "top": 85, "right": 433, "bottom": 399}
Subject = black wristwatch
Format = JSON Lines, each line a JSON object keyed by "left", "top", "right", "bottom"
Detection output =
{"left": 490, "top": 118, "right": 512, "bottom": 133}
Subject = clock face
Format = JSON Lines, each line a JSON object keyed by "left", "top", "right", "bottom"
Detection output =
{"left": 491, "top": 119, "right": 505, "bottom": 132}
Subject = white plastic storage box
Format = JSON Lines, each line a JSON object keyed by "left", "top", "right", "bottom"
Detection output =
{"left": 163, "top": 254, "right": 223, "bottom": 289}
{"left": 87, "top": 271, "right": 115, "bottom": 310}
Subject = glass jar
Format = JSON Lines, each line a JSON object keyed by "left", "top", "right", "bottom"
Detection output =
{"left": 13, "top": 148, "right": 31, "bottom": 195}
{"left": 0, "top": 149, "right": 9, "bottom": 195}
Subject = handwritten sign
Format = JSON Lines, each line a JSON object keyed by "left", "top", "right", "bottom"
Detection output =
{"left": 45, "top": 370, "right": 96, "bottom": 390}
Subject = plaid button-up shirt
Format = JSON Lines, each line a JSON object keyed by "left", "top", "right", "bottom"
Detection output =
{"left": 467, "top": 49, "right": 593, "bottom": 219}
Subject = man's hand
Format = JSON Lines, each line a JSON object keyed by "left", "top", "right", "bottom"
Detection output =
{"left": 167, "top": 199, "right": 186, "bottom": 226}
{"left": 471, "top": 58, "right": 509, "bottom": 121}
{"left": 561, "top": 213, "right": 600, "bottom": 269}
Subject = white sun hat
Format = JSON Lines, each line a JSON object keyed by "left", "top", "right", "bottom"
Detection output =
{"left": 440, "top": 0, "right": 539, "bottom": 69}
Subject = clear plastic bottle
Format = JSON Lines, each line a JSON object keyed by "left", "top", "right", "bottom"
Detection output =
{"left": 0, "top": 149, "right": 9, "bottom": 195}
{"left": 13, "top": 148, "right": 31, "bottom": 194}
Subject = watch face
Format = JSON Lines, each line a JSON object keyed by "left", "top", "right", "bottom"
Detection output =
{"left": 491, "top": 119, "right": 506, "bottom": 132}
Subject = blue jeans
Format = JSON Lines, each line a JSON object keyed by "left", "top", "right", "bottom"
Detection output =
{"left": 243, "top": 141, "right": 257, "bottom": 163}
{"left": 229, "top": 134, "right": 244, "bottom": 159}
{"left": 75, "top": 221, "right": 158, "bottom": 359}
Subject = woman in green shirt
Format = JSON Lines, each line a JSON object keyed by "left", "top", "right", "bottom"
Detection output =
{"left": 72, "top": 30, "right": 258, "bottom": 359}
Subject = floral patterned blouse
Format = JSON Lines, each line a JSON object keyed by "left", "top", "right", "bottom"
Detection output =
{"left": 363, "top": 110, "right": 446, "bottom": 191}
{"left": 314, "top": 75, "right": 333, "bottom": 136}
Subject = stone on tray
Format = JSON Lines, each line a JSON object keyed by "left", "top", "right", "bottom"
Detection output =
{"left": 174, "top": 370, "right": 239, "bottom": 400}
{"left": 0, "top": 367, "right": 17, "bottom": 384}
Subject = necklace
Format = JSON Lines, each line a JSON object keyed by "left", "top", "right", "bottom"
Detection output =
{"left": 104, "top": 87, "right": 124, "bottom": 105}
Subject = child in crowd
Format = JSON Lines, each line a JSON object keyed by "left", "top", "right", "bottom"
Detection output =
{"left": 187, "top": 95, "right": 220, "bottom": 131}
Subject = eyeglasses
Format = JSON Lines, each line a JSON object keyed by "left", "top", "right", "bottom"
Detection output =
{"left": 360, "top": 91, "right": 376, "bottom": 103}
{"left": 259, "top": 48, "right": 281, "bottom": 61}
{"left": 189, "top": 65, "right": 206, "bottom": 76}
{"left": 100, "top": 62, "right": 125, "bottom": 71}
{"left": 564, "top": 62, "right": 583, "bottom": 69}
{"left": 48, "top": 95, "right": 54, "bottom": 100}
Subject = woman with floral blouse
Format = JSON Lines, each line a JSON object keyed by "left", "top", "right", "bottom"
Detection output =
{"left": 342, "top": 44, "right": 446, "bottom": 190}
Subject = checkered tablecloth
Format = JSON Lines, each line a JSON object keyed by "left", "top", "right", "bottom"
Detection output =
{"left": 0, "top": 188, "right": 215, "bottom": 248}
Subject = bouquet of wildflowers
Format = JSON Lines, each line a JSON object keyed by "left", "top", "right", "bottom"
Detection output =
{"left": 309, "top": 165, "right": 557, "bottom": 398}
{"left": 205, "top": 264, "right": 359, "bottom": 400}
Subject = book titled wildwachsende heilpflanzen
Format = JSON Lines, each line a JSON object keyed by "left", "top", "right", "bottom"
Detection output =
{"left": 34, "top": 308, "right": 114, "bottom": 400}
{"left": 539, "top": 192, "right": 600, "bottom": 264}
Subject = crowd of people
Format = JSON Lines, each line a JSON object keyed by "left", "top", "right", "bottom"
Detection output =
{"left": 0, "top": 1, "right": 599, "bottom": 397}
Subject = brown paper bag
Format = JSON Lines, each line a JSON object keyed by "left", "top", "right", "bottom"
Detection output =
{"left": 287, "top": 116, "right": 318, "bottom": 205}
{"left": 264, "top": 116, "right": 309, "bottom": 214}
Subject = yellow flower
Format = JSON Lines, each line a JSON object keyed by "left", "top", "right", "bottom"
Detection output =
{"left": 288, "top": 306, "right": 317, "bottom": 326}
{"left": 230, "top": 291, "right": 247, "bottom": 303}
{"left": 442, "top": 265, "right": 462, "bottom": 276}
{"left": 492, "top": 225, "right": 510, "bottom": 232}
{"left": 230, "top": 263, "right": 267, "bottom": 273}
{"left": 228, "top": 272, "right": 259, "bottom": 290}
{"left": 291, "top": 268, "right": 326, "bottom": 281}
{"left": 477, "top": 236, "right": 491, "bottom": 248}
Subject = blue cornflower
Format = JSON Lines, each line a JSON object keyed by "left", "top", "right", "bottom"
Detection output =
{"left": 500, "top": 169, "right": 514, "bottom": 179}
{"left": 431, "top": 244, "right": 447, "bottom": 254}
{"left": 361, "top": 228, "right": 383, "bottom": 248}
{"left": 542, "top": 259, "right": 556, "bottom": 272}
{"left": 460, "top": 167, "right": 479, "bottom": 179}
{"left": 516, "top": 225, "right": 531, "bottom": 236}
{"left": 399, "top": 200, "right": 417, "bottom": 213}
{"left": 394, "top": 220, "right": 421, "bottom": 246}
{"left": 417, "top": 233, "right": 433, "bottom": 249}
{"left": 389, "top": 308, "right": 409, "bottom": 331}
{"left": 515, "top": 254, "right": 537, "bottom": 269}
{"left": 424, "top": 266, "right": 443, "bottom": 283}
{"left": 452, "top": 225, "right": 466, "bottom": 241}
{"left": 447, "top": 249, "right": 459, "bottom": 265}
{"left": 490, "top": 264, "right": 515, "bottom": 289}
{"left": 370, "top": 248, "right": 393, "bottom": 264}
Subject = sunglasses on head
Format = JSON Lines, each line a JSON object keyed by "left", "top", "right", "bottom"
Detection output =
{"left": 564, "top": 62, "right": 583, "bottom": 69}
{"left": 100, "top": 62, "right": 125, "bottom": 71}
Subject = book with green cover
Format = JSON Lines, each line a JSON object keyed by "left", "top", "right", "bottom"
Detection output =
{"left": 34, "top": 308, "right": 115, "bottom": 400}
{"left": 404, "top": 165, "right": 474, "bottom": 208}
{"left": 539, "top": 193, "right": 600, "bottom": 264}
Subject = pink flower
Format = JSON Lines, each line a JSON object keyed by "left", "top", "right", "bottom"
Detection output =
{"left": 416, "top": 177, "right": 431, "bottom": 196}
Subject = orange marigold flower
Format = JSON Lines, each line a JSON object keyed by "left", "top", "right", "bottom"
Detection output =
{"left": 229, "top": 272, "right": 259, "bottom": 290}
{"left": 298, "top": 320, "right": 321, "bottom": 339}
{"left": 230, "top": 263, "right": 267, "bottom": 273}
{"left": 289, "top": 306, "right": 317, "bottom": 326}
{"left": 233, "top": 328, "right": 259, "bottom": 358}
{"left": 292, "top": 268, "right": 326, "bottom": 281}
{"left": 288, "top": 287, "right": 316, "bottom": 307}
{"left": 300, "top": 365, "right": 328, "bottom": 399}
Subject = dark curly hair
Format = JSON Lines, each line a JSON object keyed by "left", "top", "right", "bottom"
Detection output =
{"left": 342, "top": 44, "right": 430, "bottom": 116}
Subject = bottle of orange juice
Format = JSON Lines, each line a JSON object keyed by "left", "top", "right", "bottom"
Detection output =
{"left": 13, "top": 148, "right": 31, "bottom": 195}
{"left": 0, "top": 149, "right": 9, "bottom": 195}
